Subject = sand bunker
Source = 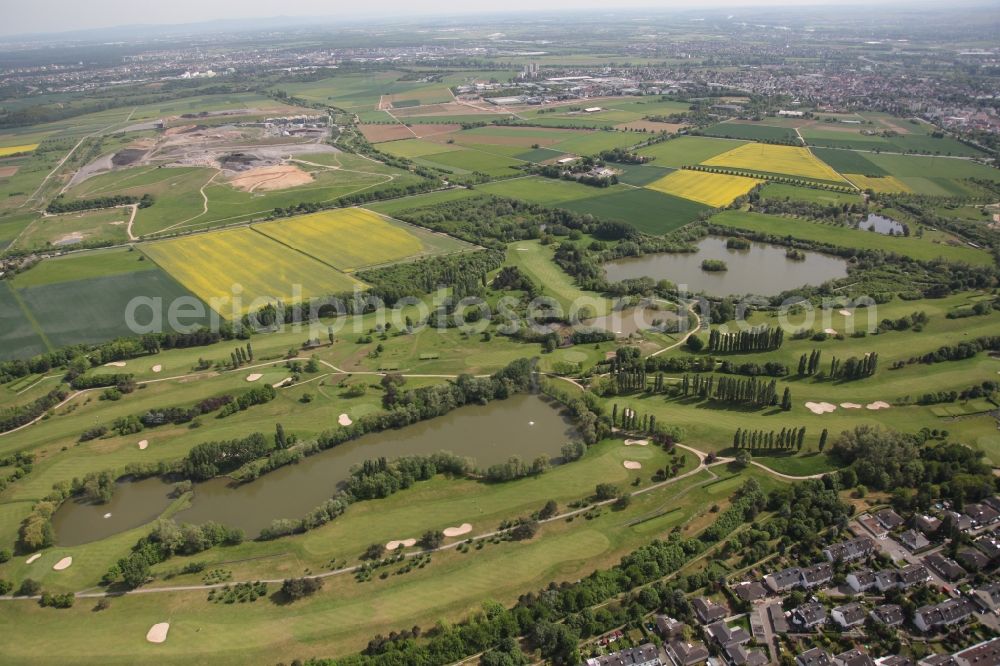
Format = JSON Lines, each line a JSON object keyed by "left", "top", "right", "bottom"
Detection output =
{"left": 52, "top": 556, "right": 73, "bottom": 571}
{"left": 805, "top": 401, "right": 837, "bottom": 415}
{"left": 385, "top": 538, "right": 417, "bottom": 551}
{"left": 840, "top": 402, "right": 862, "bottom": 409}
{"left": 839, "top": 309, "right": 853, "bottom": 317}
{"left": 824, "top": 328, "right": 838, "bottom": 335}
{"left": 152, "top": 364, "right": 162, "bottom": 373}
{"left": 623, "top": 460, "right": 642, "bottom": 469}
{"left": 138, "top": 440, "right": 149, "bottom": 450}
{"left": 246, "top": 373, "right": 263, "bottom": 382}
{"left": 25, "top": 553, "right": 41, "bottom": 564}
{"left": 338, "top": 413, "right": 352, "bottom": 426}
{"left": 866, "top": 401, "right": 891, "bottom": 410}
{"left": 228, "top": 165, "right": 313, "bottom": 192}
{"left": 146, "top": 623, "right": 170, "bottom": 644}
{"left": 443, "top": 523, "right": 473, "bottom": 537}
{"left": 104, "top": 361, "right": 126, "bottom": 367}
{"left": 624, "top": 438, "right": 649, "bottom": 446}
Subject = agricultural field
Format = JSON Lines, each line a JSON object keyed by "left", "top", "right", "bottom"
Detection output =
{"left": 700, "top": 143, "right": 848, "bottom": 183}
{"left": 254, "top": 208, "right": 472, "bottom": 271}
{"left": 843, "top": 174, "right": 911, "bottom": 194}
{"left": 558, "top": 187, "right": 710, "bottom": 235}
{"left": 810, "top": 147, "right": 889, "bottom": 176}
{"left": 637, "top": 136, "right": 746, "bottom": 167}
{"left": 758, "top": 183, "right": 863, "bottom": 206}
{"left": 140, "top": 227, "right": 365, "bottom": 315}
{"left": 646, "top": 169, "right": 762, "bottom": 207}
{"left": 711, "top": 210, "right": 994, "bottom": 266}
{"left": 0, "top": 144, "right": 38, "bottom": 157}
{"left": 702, "top": 121, "right": 799, "bottom": 143}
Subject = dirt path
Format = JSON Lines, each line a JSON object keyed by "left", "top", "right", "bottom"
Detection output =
{"left": 125, "top": 203, "right": 139, "bottom": 241}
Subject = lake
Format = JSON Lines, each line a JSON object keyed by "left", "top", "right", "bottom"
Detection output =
{"left": 858, "top": 214, "right": 906, "bottom": 235}
{"left": 602, "top": 236, "right": 848, "bottom": 297}
{"left": 52, "top": 393, "right": 578, "bottom": 545}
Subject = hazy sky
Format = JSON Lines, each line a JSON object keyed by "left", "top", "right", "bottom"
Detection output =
{"left": 3, "top": 0, "right": 903, "bottom": 37}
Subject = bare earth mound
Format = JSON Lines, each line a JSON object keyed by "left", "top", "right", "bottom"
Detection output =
{"left": 228, "top": 165, "right": 313, "bottom": 192}
{"left": 443, "top": 523, "right": 473, "bottom": 537}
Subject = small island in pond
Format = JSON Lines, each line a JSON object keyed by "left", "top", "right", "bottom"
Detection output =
{"left": 785, "top": 248, "right": 807, "bottom": 261}
{"left": 701, "top": 258, "right": 728, "bottom": 272}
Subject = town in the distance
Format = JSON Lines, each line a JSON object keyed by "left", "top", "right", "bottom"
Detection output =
{"left": 0, "top": 3, "right": 999, "bottom": 666}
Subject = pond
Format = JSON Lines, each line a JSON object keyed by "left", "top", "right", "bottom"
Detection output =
{"left": 52, "top": 393, "right": 578, "bottom": 545}
{"left": 858, "top": 214, "right": 906, "bottom": 235}
{"left": 602, "top": 236, "right": 848, "bottom": 297}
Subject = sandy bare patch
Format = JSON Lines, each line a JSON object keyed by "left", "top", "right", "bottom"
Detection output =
{"left": 25, "top": 553, "right": 41, "bottom": 564}
{"left": 624, "top": 438, "right": 649, "bottom": 446}
{"left": 138, "top": 440, "right": 149, "bottom": 450}
{"left": 146, "top": 623, "right": 170, "bottom": 644}
{"left": 824, "top": 328, "right": 838, "bottom": 335}
{"left": 615, "top": 120, "right": 686, "bottom": 133}
{"left": 104, "top": 361, "right": 127, "bottom": 367}
{"left": 152, "top": 364, "right": 162, "bottom": 373}
{"left": 385, "top": 538, "right": 417, "bottom": 551}
{"left": 866, "top": 401, "right": 891, "bottom": 410}
{"left": 0, "top": 166, "right": 20, "bottom": 178}
{"left": 338, "top": 413, "right": 353, "bottom": 426}
{"left": 52, "top": 556, "right": 73, "bottom": 571}
{"left": 246, "top": 373, "right": 263, "bottom": 382}
{"left": 228, "top": 164, "right": 313, "bottom": 192}
{"left": 623, "top": 460, "right": 642, "bottom": 470}
{"left": 840, "top": 402, "right": 862, "bottom": 409}
{"left": 805, "top": 401, "right": 837, "bottom": 415}
{"left": 443, "top": 523, "right": 473, "bottom": 537}
{"left": 839, "top": 309, "right": 853, "bottom": 317}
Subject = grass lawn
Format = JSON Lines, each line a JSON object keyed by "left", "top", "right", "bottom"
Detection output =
{"left": 711, "top": 210, "right": 993, "bottom": 266}
{"left": 11, "top": 247, "right": 154, "bottom": 288}
{"left": 506, "top": 240, "right": 611, "bottom": 317}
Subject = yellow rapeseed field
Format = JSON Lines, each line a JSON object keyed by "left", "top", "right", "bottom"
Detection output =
{"left": 646, "top": 169, "right": 763, "bottom": 208}
{"left": 141, "top": 227, "right": 364, "bottom": 315}
{"left": 254, "top": 208, "right": 424, "bottom": 271}
{"left": 701, "top": 143, "right": 848, "bottom": 183}
{"left": 0, "top": 143, "right": 39, "bottom": 157}
{"left": 844, "top": 174, "right": 911, "bottom": 194}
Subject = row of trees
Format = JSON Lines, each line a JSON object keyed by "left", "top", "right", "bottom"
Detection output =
{"left": 0, "top": 388, "right": 67, "bottom": 434}
{"left": 732, "top": 427, "right": 807, "bottom": 452}
{"left": 45, "top": 193, "right": 153, "bottom": 214}
{"left": 707, "top": 326, "right": 784, "bottom": 353}
{"left": 829, "top": 353, "right": 879, "bottom": 381}
{"left": 678, "top": 374, "right": 784, "bottom": 409}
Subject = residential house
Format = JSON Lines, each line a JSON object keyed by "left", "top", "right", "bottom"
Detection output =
{"left": 954, "top": 638, "right": 1000, "bottom": 666}
{"left": 704, "top": 621, "right": 751, "bottom": 648}
{"left": 764, "top": 567, "right": 801, "bottom": 593}
{"left": 732, "top": 581, "right": 767, "bottom": 604}
{"left": 875, "top": 509, "right": 904, "bottom": 531}
{"left": 791, "top": 602, "right": 827, "bottom": 630}
{"left": 924, "top": 553, "right": 967, "bottom": 582}
{"left": 964, "top": 503, "right": 1000, "bottom": 527}
{"left": 858, "top": 514, "right": 887, "bottom": 539}
{"left": 876, "top": 563, "right": 929, "bottom": 592}
{"left": 899, "top": 529, "right": 931, "bottom": 552}
{"left": 846, "top": 569, "right": 877, "bottom": 593}
{"left": 655, "top": 616, "right": 685, "bottom": 640}
{"left": 724, "top": 643, "right": 769, "bottom": 666}
{"left": 768, "top": 603, "right": 789, "bottom": 633}
{"left": 692, "top": 597, "right": 728, "bottom": 625}
{"left": 972, "top": 582, "right": 1000, "bottom": 613}
{"left": 982, "top": 497, "right": 1000, "bottom": 515}
{"left": 586, "top": 643, "right": 662, "bottom": 666}
{"left": 871, "top": 604, "right": 905, "bottom": 627}
{"left": 667, "top": 640, "right": 709, "bottom": 666}
{"left": 800, "top": 562, "right": 834, "bottom": 589}
{"left": 974, "top": 535, "right": 1000, "bottom": 561}
{"left": 914, "top": 598, "right": 977, "bottom": 632}
{"left": 946, "top": 511, "right": 973, "bottom": 532}
{"left": 876, "top": 657, "right": 915, "bottom": 666}
{"left": 824, "top": 536, "right": 875, "bottom": 563}
{"left": 835, "top": 649, "right": 877, "bottom": 666}
{"left": 797, "top": 649, "right": 834, "bottom": 666}
{"left": 917, "top": 515, "right": 942, "bottom": 536}
{"left": 918, "top": 656, "right": 957, "bottom": 666}
{"left": 957, "top": 547, "right": 989, "bottom": 572}
{"left": 831, "top": 602, "right": 867, "bottom": 629}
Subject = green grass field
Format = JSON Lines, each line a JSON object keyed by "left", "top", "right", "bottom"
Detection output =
{"left": 560, "top": 187, "right": 709, "bottom": 235}
{"left": 702, "top": 121, "right": 799, "bottom": 143}
{"left": 810, "top": 148, "right": 889, "bottom": 176}
{"left": 758, "top": 183, "right": 864, "bottom": 206}
{"left": 637, "top": 136, "right": 747, "bottom": 168}
{"left": 712, "top": 210, "right": 993, "bottom": 266}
